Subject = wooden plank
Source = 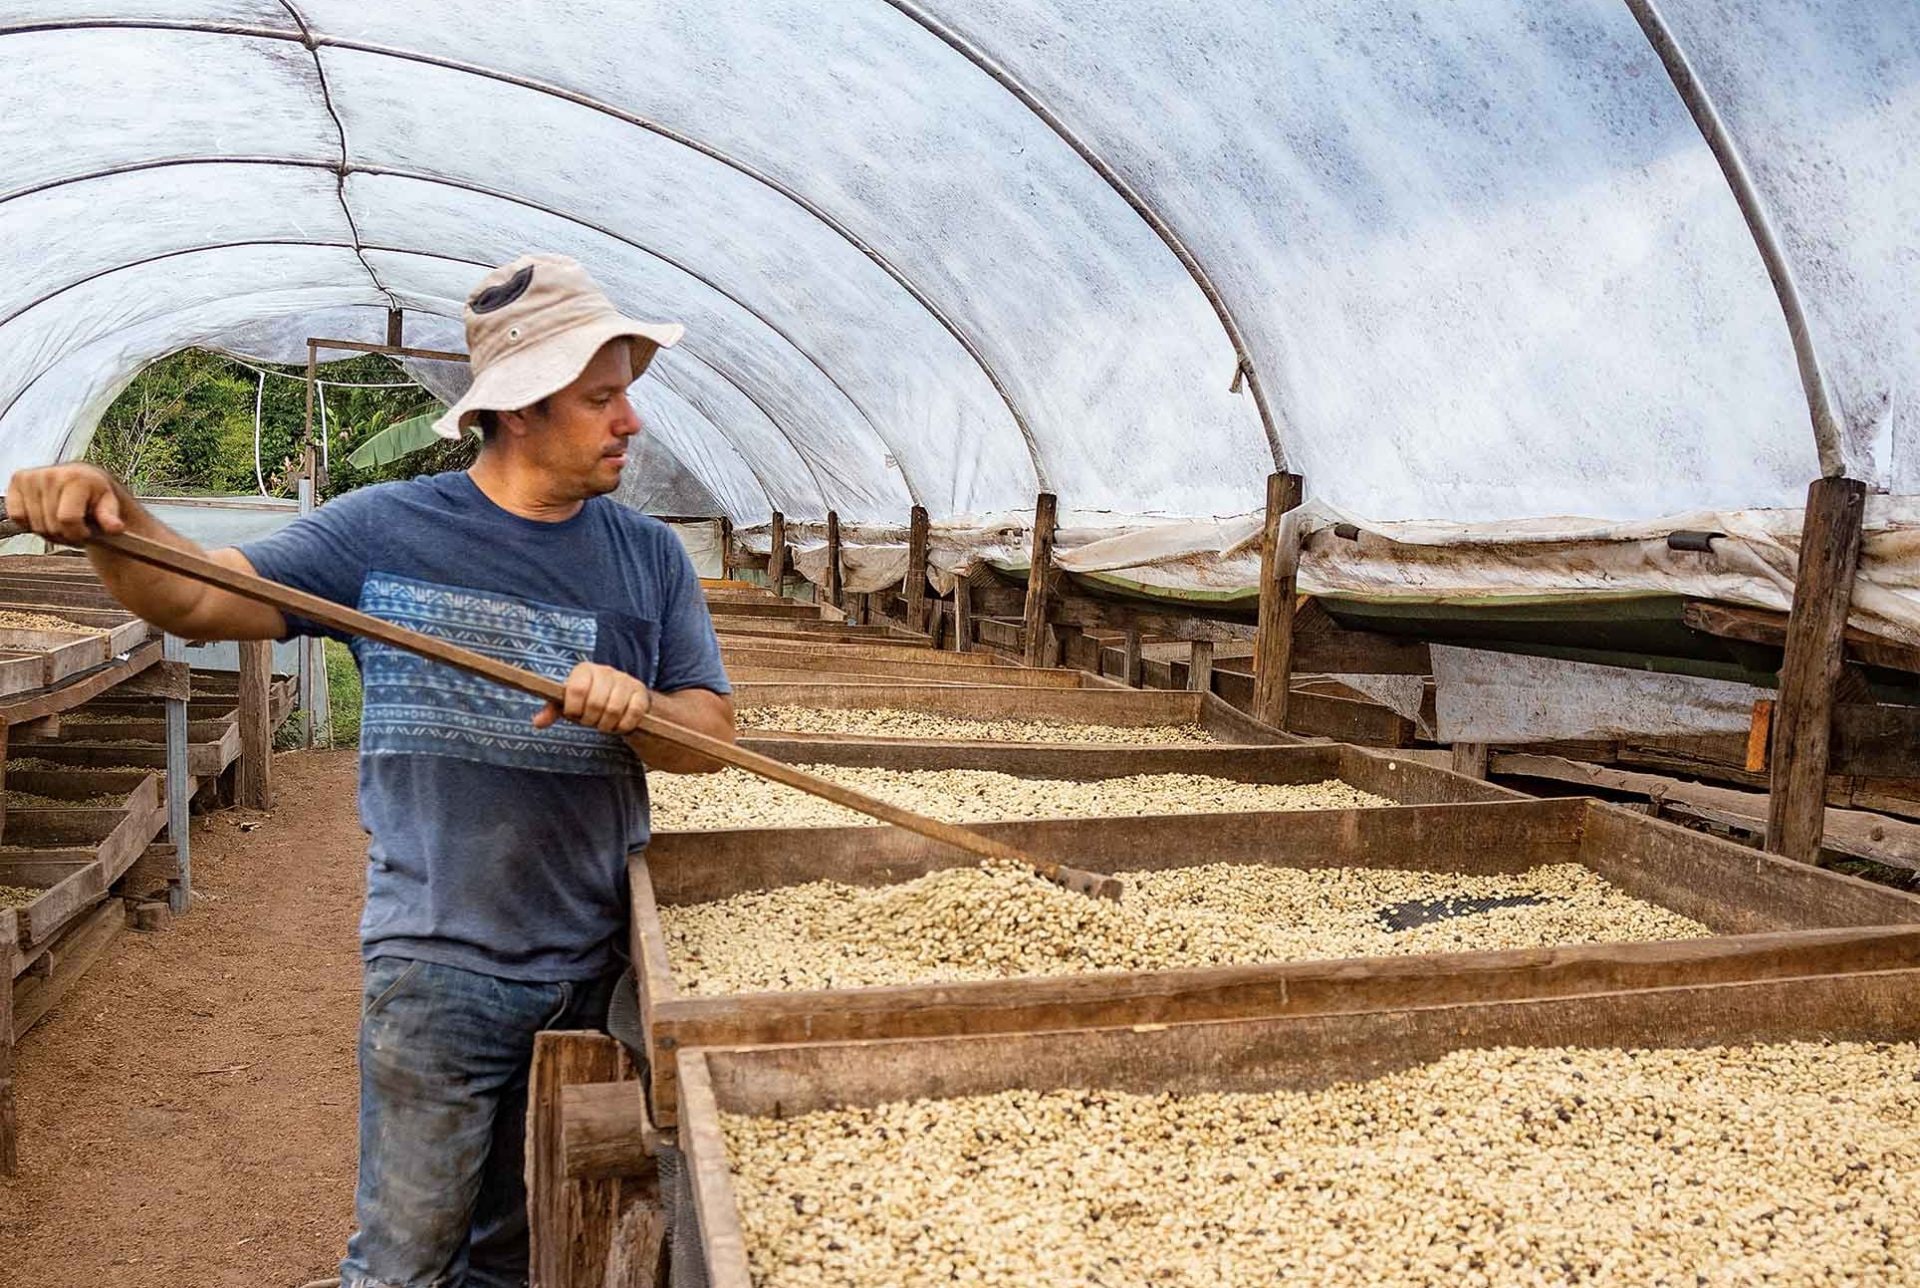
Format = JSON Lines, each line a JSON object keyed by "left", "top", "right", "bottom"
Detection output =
{"left": 690, "top": 969, "right": 1920, "bottom": 1124}
{"left": 1451, "top": 742, "right": 1490, "bottom": 779}
{"left": 952, "top": 567, "right": 975, "bottom": 654}
{"left": 824, "top": 511, "right": 843, "bottom": 610}
{"left": 1682, "top": 598, "right": 1920, "bottom": 677}
{"left": 1121, "top": 626, "right": 1142, "bottom": 688}
{"left": 677, "top": 1057, "right": 753, "bottom": 1287}
{"left": 645, "top": 799, "right": 1589, "bottom": 904}
{"left": 10, "top": 860, "right": 105, "bottom": 945}
{"left": 1021, "top": 493, "right": 1058, "bottom": 668}
{"left": 560, "top": 1081, "right": 662, "bottom": 1180}
{"left": 1492, "top": 751, "right": 1920, "bottom": 874}
{"left": 1252, "top": 472, "right": 1305, "bottom": 727}
{"left": 236, "top": 638, "right": 272, "bottom": 809}
{"left": 1047, "top": 594, "right": 1258, "bottom": 643}
{"left": 12, "top": 897, "right": 124, "bottom": 1038}
{"left": 724, "top": 639, "right": 1001, "bottom": 669}
{"left": 1829, "top": 702, "right": 1920, "bottom": 779}
{"left": 109, "top": 659, "right": 192, "bottom": 702}
{"left": 904, "top": 504, "right": 929, "bottom": 633}
{"left": 1746, "top": 698, "right": 1774, "bottom": 772}
{"left": 1187, "top": 639, "right": 1213, "bottom": 694}
{"left": 1768, "top": 477, "right": 1868, "bottom": 862}
{"left": 0, "top": 639, "right": 160, "bottom": 722}
{"left": 766, "top": 511, "right": 787, "bottom": 598}
{"left": 722, "top": 654, "right": 1085, "bottom": 689}
{"left": 525, "top": 1031, "right": 641, "bottom": 1288}
{"left": 1580, "top": 801, "right": 1920, "bottom": 935}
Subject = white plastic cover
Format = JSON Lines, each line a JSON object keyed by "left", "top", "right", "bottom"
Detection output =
{"left": 0, "top": 4, "right": 1913, "bottom": 540}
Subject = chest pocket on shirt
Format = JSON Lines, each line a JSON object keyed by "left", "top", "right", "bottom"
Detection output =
{"left": 595, "top": 610, "right": 661, "bottom": 688}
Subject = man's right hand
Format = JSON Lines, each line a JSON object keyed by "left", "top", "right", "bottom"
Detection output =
{"left": 5, "top": 463, "right": 130, "bottom": 545}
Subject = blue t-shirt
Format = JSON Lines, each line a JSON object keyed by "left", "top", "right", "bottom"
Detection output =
{"left": 240, "top": 472, "right": 731, "bottom": 981}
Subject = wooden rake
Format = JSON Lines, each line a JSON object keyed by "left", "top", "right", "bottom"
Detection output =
{"left": 13, "top": 520, "right": 1123, "bottom": 899}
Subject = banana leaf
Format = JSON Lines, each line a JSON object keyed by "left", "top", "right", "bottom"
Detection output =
{"left": 345, "top": 409, "right": 448, "bottom": 470}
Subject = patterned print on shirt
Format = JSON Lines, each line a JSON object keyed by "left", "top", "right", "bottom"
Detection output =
{"left": 357, "top": 573, "right": 632, "bottom": 774}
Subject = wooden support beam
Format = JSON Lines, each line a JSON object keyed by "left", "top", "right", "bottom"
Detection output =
{"left": 528, "top": 1032, "right": 642, "bottom": 1288}
{"left": 1830, "top": 702, "right": 1920, "bottom": 779}
{"left": 1187, "top": 640, "right": 1214, "bottom": 694}
{"left": 1047, "top": 595, "right": 1256, "bottom": 643}
{"left": 953, "top": 570, "right": 975, "bottom": 654}
{"left": 717, "top": 517, "right": 733, "bottom": 581}
{"left": 1021, "top": 492, "right": 1058, "bottom": 669}
{"left": 1746, "top": 698, "right": 1775, "bottom": 773}
{"left": 1767, "top": 476, "right": 1868, "bottom": 864}
{"left": 1252, "top": 472, "right": 1305, "bottom": 728}
{"left": 1122, "top": 627, "right": 1143, "bottom": 688}
{"left": 236, "top": 639, "right": 273, "bottom": 810}
{"left": 162, "top": 634, "right": 191, "bottom": 912}
{"left": 824, "top": 511, "right": 843, "bottom": 609}
{"left": 904, "top": 504, "right": 929, "bottom": 633}
{"left": 561, "top": 1081, "right": 663, "bottom": 1181}
{"left": 1451, "top": 742, "right": 1491, "bottom": 780}
{"left": 766, "top": 512, "right": 788, "bottom": 598}
{"left": 385, "top": 307, "right": 404, "bottom": 349}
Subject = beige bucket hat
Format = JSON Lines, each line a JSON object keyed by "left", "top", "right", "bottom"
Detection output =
{"left": 432, "top": 254, "right": 684, "bottom": 439}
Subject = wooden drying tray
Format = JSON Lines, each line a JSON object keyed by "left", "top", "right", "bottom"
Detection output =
{"left": 722, "top": 646, "right": 1092, "bottom": 689}
{"left": 2, "top": 769, "right": 164, "bottom": 978}
{"left": 629, "top": 795, "right": 1920, "bottom": 1124}
{"left": 677, "top": 965, "right": 1920, "bottom": 1286}
{"left": 730, "top": 683, "right": 1293, "bottom": 745}
{"left": 727, "top": 740, "right": 1520, "bottom": 807}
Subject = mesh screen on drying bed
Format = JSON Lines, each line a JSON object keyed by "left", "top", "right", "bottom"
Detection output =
{"left": 1375, "top": 894, "right": 1552, "bottom": 932}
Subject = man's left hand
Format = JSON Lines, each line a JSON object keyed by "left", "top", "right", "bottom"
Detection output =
{"left": 533, "top": 661, "right": 653, "bottom": 735}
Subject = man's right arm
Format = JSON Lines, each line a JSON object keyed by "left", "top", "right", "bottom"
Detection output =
{"left": 5, "top": 464, "right": 287, "bottom": 641}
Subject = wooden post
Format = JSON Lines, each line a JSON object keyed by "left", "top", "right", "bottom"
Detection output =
{"left": 1188, "top": 640, "right": 1215, "bottom": 694}
{"left": 905, "top": 504, "right": 929, "bottom": 633}
{"left": 385, "top": 307, "right": 404, "bottom": 349}
{"left": 163, "top": 633, "right": 192, "bottom": 913}
{"left": 856, "top": 592, "right": 872, "bottom": 626}
{"left": 953, "top": 574, "right": 973, "bottom": 654}
{"left": 767, "top": 511, "right": 787, "bottom": 598}
{"left": 1252, "top": 472, "right": 1306, "bottom": 728}
{"left": 717, "top": 517, "right": 733, "bottom": 581}
{"left": 236, "top": 639, "right": 273, "bottom": 810}
{"left": 528, "top": 1032, "right": 646, "bottom": 1288}
{"left": 825, "top": 511, "right": 843, "bottom": 609}
{"left": 1122, "top": 626, "right": 1143, "bottom": 688}
{"left": 1767, "top": 476, "right": 1868, "bottom": 864}
{"left": 1451, "top": 742, "right": 1491, "bottom": 780}
{"left": 1021, "top": 492, "right": 1058, "bottom": 669}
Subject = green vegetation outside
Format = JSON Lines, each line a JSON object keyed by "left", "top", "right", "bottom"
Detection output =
{"left": 327, "top": 639, "right": 363, "bottom": 748}
{"left": 86, "top": 348, "right": 473, "bottom": 499}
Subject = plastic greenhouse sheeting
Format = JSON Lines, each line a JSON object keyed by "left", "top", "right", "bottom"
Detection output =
{"left": 0, "top": 3, "right": 1913, "bottom": 557}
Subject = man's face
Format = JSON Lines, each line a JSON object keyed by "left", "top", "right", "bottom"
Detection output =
{"left": 512, "top": 340, "right": 643, "bottom": 499}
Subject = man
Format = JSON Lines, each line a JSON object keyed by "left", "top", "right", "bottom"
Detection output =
{"left": 6, "top": 253, "right": 736, "bottom": 1287}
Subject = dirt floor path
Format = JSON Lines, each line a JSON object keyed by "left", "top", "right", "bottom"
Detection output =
{"left": 4, "top": 749, "right": 365, "bottom": 1288}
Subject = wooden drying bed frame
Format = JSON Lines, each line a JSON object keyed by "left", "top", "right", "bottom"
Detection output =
{"left": 10, "top": 667, "right": 297, "bottom": 784}
{"left": 630, "top": 793, "right": 1920, "bottom": 1124}
{"left": 677, "top": 965, "right": 1920, "bottom": 1286}
{"left": 730, "top": 683, "right": 1293, "bottom": 745}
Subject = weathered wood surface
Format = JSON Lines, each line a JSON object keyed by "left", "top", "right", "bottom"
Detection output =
{"left": 1021, "top": 493, "right": 1058, "bottom": 668}
{"left": 730, "top": 683, "right": 1292, "bottom": 744}
{"left": 724, "top": 639, "right": 997, "bottom": 668}
{"left": 1252, "top": 472, "right": 1305, "bottom": 727}
{"left": 904, "top": 505, "right": 929, "bottom": 633}
{"left": 678, "top": 966, "right": 1920, "bottom": 1283}
{"left": 632, "top": 793, "right": 1920, "bottom": 1124}
{"left": 1829, "top": 703, "right": 1920, "bottom": 779}
{"left": 1493, "top": 752, "right": 1920, "bottom": 874}
{"left": 727, "top": 740, "right": 1519, "bottom": 806}
{"left": 0, "top": 639, "right": 160, "bottom": 721}
{"left": 1769, "top": 477, "right": 1868, "bottom": 862}
{"left": 824, "top": 511, "right": 843, "bottom": 609}
{"left": 236, "top": 639, "right": 272, "bottom": 809}
{"left": 720, "top": 648, "right": 1089, "bottom": 688}
{"left": 12, "top": 897, "right": 125, "bottom": 1039}
{"left": 766, "top": 512, "right": 787, "bottom": 597}
{"left": 561, "top": 1080, "right": 663, "bottom": 1181}
{"left": 527, "top": 1031, "right": 649, "bottom": 1288}
{"left": 1682, "top": 598, "right": 1920, "bottom": 677}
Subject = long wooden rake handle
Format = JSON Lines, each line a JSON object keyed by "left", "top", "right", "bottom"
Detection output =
{"left": 33, "top": 522, "right": 1123, "bottom": 899}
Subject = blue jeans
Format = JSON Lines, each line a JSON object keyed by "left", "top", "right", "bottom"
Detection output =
{"left": 341, "top": 956, "right": 619, "bottom": 1288}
